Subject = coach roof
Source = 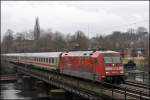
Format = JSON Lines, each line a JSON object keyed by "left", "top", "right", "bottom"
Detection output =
{"left": 2, "top": 52, "right": 62, "bottom": 58}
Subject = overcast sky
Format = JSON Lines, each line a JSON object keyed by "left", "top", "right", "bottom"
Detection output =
{"left": 1, "top": 1, "right": 149, "bottom": 39}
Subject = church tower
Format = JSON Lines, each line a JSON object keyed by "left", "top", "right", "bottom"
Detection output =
{"left": 34, "top": 17, "right": 40, "bottom": 40}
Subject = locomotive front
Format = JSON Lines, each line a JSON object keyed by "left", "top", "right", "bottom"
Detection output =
{"left": 102, "top": 51, "right": 125, "bottom": 83}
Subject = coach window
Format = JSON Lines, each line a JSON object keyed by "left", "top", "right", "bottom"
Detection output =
{"left": 52, "top": 58, "right": 54, "bottom": 63}
{"left": 45, "top": 58, "right": 47, "bottom": 62}
{"left": 41, "top": 58, "right": 43, "bottom": 62}
{"left": 45, "top": 58, "right": 47, "bottom": 63}
{"left": 44, "top": 58, "right": 46, "bottom": 62}
{"left": 55, "top": 58, "right": 57, "bottom": 64}
{"left": 54, "top": 58, "right": 56, "bottom": 63}
{"left": 47, "top": 58, "right": 49, "bottom": 63}
{"left": 46, "top": 58, "right": 47, "bottom": 63}
{"left": 46, "top": 58, "right": 48, "bottom": 63}
{"left": 49, "top": 58, "right": 51, "bottom": 63}
{"left": 53, "top": 58, "right": 55, "bottom": 63}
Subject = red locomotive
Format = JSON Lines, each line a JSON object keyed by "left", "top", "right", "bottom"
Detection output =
{"left": 60, "top": 51, "right": 125, "bottom": 83}
{"left": 2, "top": 50, "right": 125, "bottom": 83}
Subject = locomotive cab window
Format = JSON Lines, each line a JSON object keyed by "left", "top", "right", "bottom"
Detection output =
{"left": 104, "top": 57, "right": 113, "bottom": 63}
{"left": 112, "top": 57, "right": 121, "bottom": 63}
{"left": 104, "top": 54, "right": 121, "bottom": 64}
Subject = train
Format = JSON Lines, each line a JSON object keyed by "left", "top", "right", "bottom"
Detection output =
{"left": 2, "top": 50, "right": 126, "bottom": 84}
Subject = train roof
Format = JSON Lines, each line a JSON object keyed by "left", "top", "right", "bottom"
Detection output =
{"left": 28, "top": 52, "right": 62, "bottom": 57}
{"left": 98, "top": 50, "right": 119, "bottom": 54}
{"left": 62, "top": 51, "right": 93, "bottom": 57}
{"left": 2, "top": 52, "right": 62, "bottom": 58}
{"left": 2, "top": 50, "right": 120, "bottom": 58}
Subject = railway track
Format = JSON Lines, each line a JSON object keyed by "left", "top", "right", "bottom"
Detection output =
{"left": 125, "top": 80, "right": 150, "bottom": 89}
{"left": 101, "top": 81, "right": 150, "bottom": 100}
{"left": 116, "top": 81, "right": 150, "bottom": 100}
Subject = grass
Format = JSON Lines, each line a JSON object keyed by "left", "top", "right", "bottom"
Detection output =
{"left": 123, "top": 57, "right": 148, "bottom": 72}
{"left": 123, "top": 57, "right": 146, "bottom": 65}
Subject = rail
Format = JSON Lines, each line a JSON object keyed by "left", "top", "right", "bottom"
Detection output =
{"left": 125, "top": 80, "right": 150, "bottom": 89}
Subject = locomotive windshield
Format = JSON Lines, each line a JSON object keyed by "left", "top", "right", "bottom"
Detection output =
{"left": 103, "top": 53, "right": 122, "bottom": 64}
{"left": 104, "top": 57, "right": 121, "bottom": 63}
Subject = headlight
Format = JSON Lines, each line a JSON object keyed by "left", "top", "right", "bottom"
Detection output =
{"left": 106, "top": 72, "right": 109, "bottom": 74}
{"left": 120, "top": 71, "right": 124, "bottom": 73}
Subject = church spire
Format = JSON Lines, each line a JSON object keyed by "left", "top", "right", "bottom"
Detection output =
{"left": 34, "top": 17, "right": 40, "bottom": 40}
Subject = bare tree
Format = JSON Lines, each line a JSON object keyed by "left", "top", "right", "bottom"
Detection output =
{"left": 68, "top": 30, "right": 89, "bottom": 50}
{"left": 1, "top": 29, "right": 14, "bottom": 53}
